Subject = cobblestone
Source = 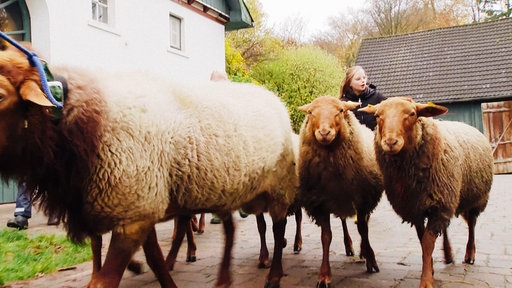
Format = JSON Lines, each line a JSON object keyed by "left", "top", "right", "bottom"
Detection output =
{"left": 2, "top": 175, "right": 511, "bottom": 287}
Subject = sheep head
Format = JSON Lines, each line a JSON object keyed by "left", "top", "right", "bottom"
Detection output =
{"left": 0, "top": 46, "right": 55, "bottom": 108}
{"left": 359, "top": 97, "right": 447, "bottom": 155}
{"left": 298, "top": 96, "right": 359, "bottom": 146}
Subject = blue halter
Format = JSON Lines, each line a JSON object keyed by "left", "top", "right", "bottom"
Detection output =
{"left": 0, "top": 31, "right": 63, "bottom": 109}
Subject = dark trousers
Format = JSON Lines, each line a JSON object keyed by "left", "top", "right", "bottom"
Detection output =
{"left": 14, "top": 182, "right": 32, "bottom": 219}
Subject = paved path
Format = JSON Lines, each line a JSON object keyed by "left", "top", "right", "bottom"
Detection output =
{"left": 2, "top": 175, "right": 511, "bottom": 288}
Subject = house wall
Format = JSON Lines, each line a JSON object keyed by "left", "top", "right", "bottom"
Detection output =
{"left": 437, "top": 102, "right": 484, "bottom": 133}
{"left": 26, "top": 0, "right": 226, "bottom": 83}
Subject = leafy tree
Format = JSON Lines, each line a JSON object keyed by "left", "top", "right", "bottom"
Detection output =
{"left": 251, "top": 46, "right": 341, "bottom": 132}
{"left": 225, "top": 0, "right": 283, "bottom": 71}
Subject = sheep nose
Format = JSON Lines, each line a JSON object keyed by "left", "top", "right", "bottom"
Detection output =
{"left": 319, "top": 129, "right": 330, "bottom": 137}
{"left": 384, "top": 138, "right": 398, "bottom": 149}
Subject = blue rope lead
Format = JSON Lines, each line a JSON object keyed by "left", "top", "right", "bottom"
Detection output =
{"left": 0, "top": 31, "right": 63, "bottom": 108}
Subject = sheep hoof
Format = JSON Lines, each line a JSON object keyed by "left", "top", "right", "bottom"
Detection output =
{"left": 366, "top": 263, "right": 380, "bottom": 273}
{"left": 127, "top": 261, "right": 148, "bottom": 274}
{"left": 293, "top": 246, "right": 302, "bottom": 254}
{"left": 258, "top": 261, "right": 271, "bottom": 269}
{"left": 264, "top": 282, "right": 280, "bottom": 288}
{"left": 186, "top": 256, "right": 197, "bottom": 262}
{"left": 316, "top": 281, "right": 331, "bottom": 288}
{"left": 346, "top": 250, "right": 355, "bottom": 256}
{"left": 464, "top": 258, "right": 475, "bottom": 265}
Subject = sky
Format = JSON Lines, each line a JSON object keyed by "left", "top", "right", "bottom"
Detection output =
{"left": 257, "top": 0, "right": 365, "bottom": 39}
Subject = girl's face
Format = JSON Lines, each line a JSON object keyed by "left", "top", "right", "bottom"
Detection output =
{"left": 350, "top": 69, "right": 367, "bottom": 95}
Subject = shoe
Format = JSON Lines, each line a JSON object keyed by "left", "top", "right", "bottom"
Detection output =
{"left": 238, "top": 209, "right": 249, "bottom": 218}
{"left": 210, "top": 214, "right": 221, "bottom": 224}
{"left": 7, "top": 215, "right": 29, "bottom": 230}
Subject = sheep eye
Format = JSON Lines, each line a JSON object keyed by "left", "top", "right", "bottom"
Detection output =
{"left": 409, "top": 111, "right": 416, "bottom": 117}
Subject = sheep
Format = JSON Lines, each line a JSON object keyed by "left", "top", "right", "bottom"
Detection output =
{"left": 359, "top": 97, "right": 493, "bottom": 288}
{"left": 0, "top": 46, "right": 297, "bottom": 288}
{"left": 297, "top": 95, "right": 384, "bottom": 287}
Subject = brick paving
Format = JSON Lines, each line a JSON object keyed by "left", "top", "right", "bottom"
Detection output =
{"left": 1, "top": 174, "right": 511, "bottom": 288}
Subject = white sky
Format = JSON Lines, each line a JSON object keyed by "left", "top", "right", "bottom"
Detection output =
{"left": 258, "top": 0, "right": 365, "bottom": 39}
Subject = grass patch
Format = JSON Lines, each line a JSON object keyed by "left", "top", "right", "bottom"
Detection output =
{"left": 0, "top": 228, "right": 92, "bottom": 285}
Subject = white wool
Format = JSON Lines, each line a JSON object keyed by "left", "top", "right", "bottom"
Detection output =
{"left": 79, "top": 71, "right": 296, "bottom": 227}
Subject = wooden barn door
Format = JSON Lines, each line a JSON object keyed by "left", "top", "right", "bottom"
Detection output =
{"left": 482, "top": 101, "right": 512, "bottom": 174}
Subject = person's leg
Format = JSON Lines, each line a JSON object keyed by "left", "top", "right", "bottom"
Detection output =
{"left": 6, "top": 182, "right": 32, "bottom": 229}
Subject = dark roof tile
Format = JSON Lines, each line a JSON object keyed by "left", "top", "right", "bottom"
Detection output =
{"left": 355, "top": 18, "right": 512, "bottom": 103}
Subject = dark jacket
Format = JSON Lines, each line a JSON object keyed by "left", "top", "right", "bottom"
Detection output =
{"left": 340, "top": 84, "right": 386, "bottom": 130}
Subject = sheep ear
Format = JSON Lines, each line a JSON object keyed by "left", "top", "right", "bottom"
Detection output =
{"left": 359, "top": 104, "right": 377, "bottom": 114}
{"left": 416, "top": 102, "right": 448, "bottom": 117}
{"left": 341, "top": 100, "right": 360, "bottom": 111}
{"left": 298, "top": 103, "right": 311, "bottom": 113}
{"left": 19, "top": 80, "right": 55, "bottom": 107}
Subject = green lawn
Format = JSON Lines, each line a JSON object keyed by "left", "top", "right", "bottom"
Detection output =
{"left": 0, "top": 229, "right": 92, "bottom": 285}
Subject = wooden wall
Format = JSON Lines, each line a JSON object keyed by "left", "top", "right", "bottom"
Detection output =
{"left": 482, "top": 101, "right": 512, "bottom": 174}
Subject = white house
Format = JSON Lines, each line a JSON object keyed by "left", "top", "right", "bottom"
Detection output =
{"left": 0, "top": 0, "right": 252, "bottom": 203}
{"left": 2, "top": 0, "right": 252, "bottom": 82}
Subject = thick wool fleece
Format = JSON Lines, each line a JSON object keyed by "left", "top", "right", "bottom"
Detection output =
{"left": 73, "top": 71, "right": 298, "bottom": 233}
{"left": 298, "top": 107, "right": 383, "bottom": 222}
{"left": 376, "top": 117, "right": 494, "bottom": 234}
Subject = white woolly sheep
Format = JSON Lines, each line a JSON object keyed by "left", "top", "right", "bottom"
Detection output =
{"left": 297, "top": 96, "right": 384, "bottom": 287}
{"left": 0, "top": 47, "right": 297, "bottom": 288}
{"left": 359, "top": 97, "right": 493, "bottom": 288}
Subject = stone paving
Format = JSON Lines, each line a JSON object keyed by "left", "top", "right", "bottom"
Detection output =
{"left": 2, "top": 174, "right": 511, "bottom": 288}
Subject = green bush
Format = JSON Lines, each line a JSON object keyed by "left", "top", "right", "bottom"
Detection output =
{"left": 251, "top": 46, "right": 341, "bottom": 133}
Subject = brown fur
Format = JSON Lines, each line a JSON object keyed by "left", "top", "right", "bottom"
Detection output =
{"left": 360, "top": 97, "right": 493, "bottom": 288}
{"left": 0, "top": 48, "right": 104, "bottom": 242}
{"left": 297, "top": 96, "right": 384, "bottom": 285}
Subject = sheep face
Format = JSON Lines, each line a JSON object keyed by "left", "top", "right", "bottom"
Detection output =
{"left": 0, "top": 50, "right": 55, "bottom": 152}
{"left": 298, "top": 96, "right": 359, "bottom": 146}
{"left": 359, "top": 97, "right": 447, "bottom": 155}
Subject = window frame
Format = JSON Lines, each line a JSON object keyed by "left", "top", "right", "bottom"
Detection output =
{"left": 169, "top": 13, "right": 183, "bottom": 51}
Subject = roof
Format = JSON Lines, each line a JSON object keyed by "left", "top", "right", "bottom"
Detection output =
{"left": 355, "top": 18, "right": 512, "bottom": 104}
{"left": 195, "top": 0, "right": 253, "bottom": 31}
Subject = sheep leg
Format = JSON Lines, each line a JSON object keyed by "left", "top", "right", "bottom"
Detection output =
{"left": 191, "top": 214, "right": 199, "bottom": 232}
{"left": 256, "top": 213, "right": 271, "bottom": 268}
{"left": 442, "top": 228, "right": 454, "bottom": 264}
{"left": 142, "top": 226, "right": 177, "bottom": 288}
{"left": 265, "top": 217, "right": 287, "bottom": 288}
{"left": 215, "top": 213, "right": 235, "bottom": 288}
{"left": 462, "top": 210, "right": 478, "bottom": 264}
{"left": 356, "top": 212, "right": 379, "bottom": 272}
{"left": 197, "top": 213, "right": 206, "bottom": 234}
{"left": 166, "top": 215, "right": 189, "bottom": 270}
{"left": 88, "top": 222, "right": 151, "bottom": 288}
{"left": 293, "top": 207, "right": 303, "bottom": 254}
{"left": 90, "top": 234, "right": 102, "bottom": 276}
{"left": 341, "top": 218, "right": 354, "bottom": 256}
{"left": 419, "top": 228, "right": 436, "bottom": 288}
{"left": 185, "top": 217, "right": 197, "bottom": 262}
{"left": 316, "top": 214, "right": 332, "bottom": 287}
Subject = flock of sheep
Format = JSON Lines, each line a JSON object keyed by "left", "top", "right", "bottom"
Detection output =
{"left": 0, "top": 43, "right": 494, "bottom": 288}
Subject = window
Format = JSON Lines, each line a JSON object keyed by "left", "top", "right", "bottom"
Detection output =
{"left": 0, "top": 0, "right": 30, "bottom": 41}
{"left": 169, "top": 14, "right": 182, "bottom": 50}
{"left": 92, "top": 0, "right": 109, "bottom": 24}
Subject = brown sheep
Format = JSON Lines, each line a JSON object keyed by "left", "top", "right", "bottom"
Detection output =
{"left": 360, "top": 97, "right": 493, "bottom": 288}
{"left": 297, "top": 96, "right": 384, "bottom": 287}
